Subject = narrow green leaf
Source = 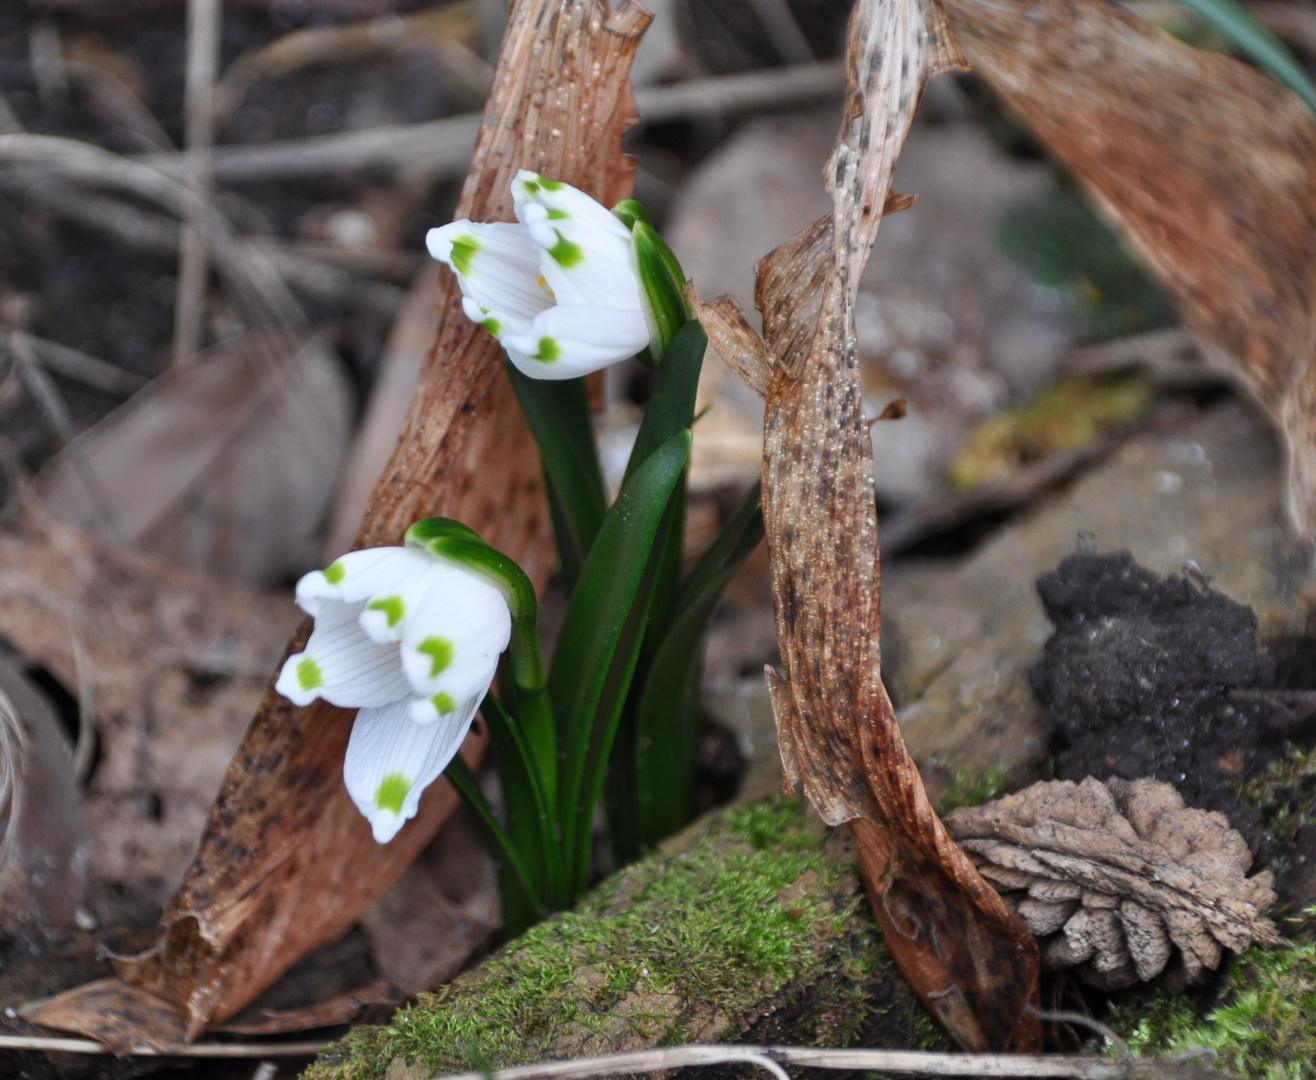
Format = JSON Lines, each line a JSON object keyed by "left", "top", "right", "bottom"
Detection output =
{"left": 611, "top": 199, "right": 651, "bottom": 230}
{"left": 507, "top": 364, "right": 607, "bottom": 590}
{"left": 550, "top": 429, "right": 693, "bottom": 889}
{"left": 445, "top": 753, "right": 544, "bottom": 934}
{"left": 568, "top": 500, "right": 674, "bottom": 890}
{"left": 481, "top": 687, "right": 566, "bottom": 910}
{"left": 608, "top": 319, "right": 705, "bottom": 858}
{"left": 1174, "top": 0, "right": 1316, "bottom": 113}
{"left": 633, "top": 222, "right": 689, "bottom": 357}
{"left": 631, "top": 482, "right": 764, "bottom": 849}
{"left": 624, "top": 319, "right": 707, "bottom": 483}
{"left": 545, "top": 481, "right": 585, "bottom": 595}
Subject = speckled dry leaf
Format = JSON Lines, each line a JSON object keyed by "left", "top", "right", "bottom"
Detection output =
{"left": 946, "top": 777, "right": 1280, "bottom": 989}
{"left": 0, "top": 513, "right": 298, "bottom": 922}
{"left": 939, "top": 0, "right": 1316, "bottom": 535}
{"left": 24, "top": 0, "right": 652, "bottom": 1048}
{"left": 692, "top": 0, "right": 1040, "bottom": 1053}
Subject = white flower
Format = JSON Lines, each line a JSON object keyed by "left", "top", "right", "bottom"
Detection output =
{"left": 275, "top": 546, "right": 512, "bottom": 843}
{"left": 426, "top": 171, "right": 652, "bottom": 379}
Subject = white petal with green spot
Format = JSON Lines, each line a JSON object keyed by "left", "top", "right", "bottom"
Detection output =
{"left": 343, "top": 696, "right": 480, "bottom": 843}
{"left": 427, "top": 220, "right": 550, "bottom": 326}
{"left": 275, "top": 600, "right": 412, "bottom": 708}
{"left": 503, "top": 303, "right": 650, "bottom": 381}
{"left": 399, "top": 567, "right": 511, "bottom": 700}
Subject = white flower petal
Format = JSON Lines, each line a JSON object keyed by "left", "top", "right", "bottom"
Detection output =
{"left": 509, "top": 172, "right": 645, "bottom": 312}
{"left": 295, "top": 547, "right": 411, "bottom": 616}
{"left": 512, "top": 171, "right": 632, "bottom": 241}
{"left": 461, "top": 295, "right": 532, "bottom": 341}
{"left": 502, "top": 304, "right": 651, "bottom": 380}
{"left": 427, "top": 220, "right": 552, "bottom": 324}
{"left": 276, "top": 600, "right": 412, "bottom": 708}
{"left": 399, "top": 567, "right": 511, "bottom": 701}
{"left": 344, "top": 696, "right": 479, "bottom": 843}
{"left": 357, "top": 559, "right": 449, "bottom": 644}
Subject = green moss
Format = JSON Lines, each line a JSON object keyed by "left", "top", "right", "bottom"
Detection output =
{"left": 947, "top": 374, "right": 1156, "bottom": 492}
{"left": 934, "top": 764, "right": 1008, "bottom": 814}
{"left": 1235, "top": 746, "right": 1316, "bottom": 840}
{"left": 307, "top": 797, "right": 918, "bottom": 1080}
{"left": 1110, "top": 942, "right": 1316, "bottom": 1078}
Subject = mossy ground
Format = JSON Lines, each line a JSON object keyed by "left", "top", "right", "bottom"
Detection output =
{"left": 1109, "top": 940, "right": 1316, "bottom": 1079}
{"left": 306, "top": 798, "right": 933, "bottom": 1080}
{"left": 1105, "top": 746, "right": 1316, "bottom": 1078}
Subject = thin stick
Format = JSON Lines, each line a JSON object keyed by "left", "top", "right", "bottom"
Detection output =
{"left": 136, "top": 61, "right": 846, "bottom": 183}
{"left": 0, "top": 1038, "right": 1233, "bottom": 1076}
{"left": 25, "top": 333, "right": 148, "bottom": 396}
{"left": 0, "top": 1035, "right": 327, "bottom": 1057}
{"left": 174, "top": 0, "right": 222, "bottom": 365}
{"left": 427, "top": 1044, "right": 1235, "bottom": 1080}
{"left": 2, "top": 330, "right": 125, "bottom": 539}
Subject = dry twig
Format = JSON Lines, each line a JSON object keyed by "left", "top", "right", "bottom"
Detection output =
{"left": 0, "top": 1038, "right": 1236, "bottom": 1078}
{"left": 174, "top": 0, "right": 223, "bottom": 365}
{"left": 136, "top": 61, "right": 846, "bottom": 184}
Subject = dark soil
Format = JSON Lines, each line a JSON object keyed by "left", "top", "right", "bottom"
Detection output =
{"left": 1030, "top": 545, "right": 1310, "bottom": 861}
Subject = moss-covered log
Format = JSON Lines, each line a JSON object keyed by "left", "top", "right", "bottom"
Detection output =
{"left": 307, "top": 713, "right": 1316, "bottom": 1080}
{"left": 305, "top": 798, "right": 947, "bottom": 1080}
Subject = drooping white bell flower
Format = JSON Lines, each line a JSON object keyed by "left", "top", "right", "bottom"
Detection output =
{"left": 275, "top": 546, "right": 512, "bottom": 843}
{"left": 426, "top": 171, "right": 652, "bottom": 379}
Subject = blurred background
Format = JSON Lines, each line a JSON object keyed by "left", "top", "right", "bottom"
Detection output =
{"left": 0, "top": 0, "right": 1241, "bottom": 590}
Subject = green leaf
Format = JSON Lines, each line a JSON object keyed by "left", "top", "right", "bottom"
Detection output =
{"left": 550, "top": 428, "right": 693, "bottom": 890}
{"left": 611, "top": 199, "right": 651, "bottom": 230}
{"left": 507, "top": 365, "right": 607, "bottom": 593}
{"left": 624, "top": 319, "right": 707, "bottom": 483}
{"left": 633, "top": 222, "right": 691, "bottom": 357}
{"left": 445, "top": 753, "right": 544, "bottom": 935}
{"left": 1174, "top": 0, "right": 1316, "bottom": 114}
{"left": 481, "top": 687, "right": 567, "bottom": 915}
{"left": 630, "top": 482, "right": 765, "bottom": 850}
{"left": 608, "top": 319, "right": 705, "bottom": 858}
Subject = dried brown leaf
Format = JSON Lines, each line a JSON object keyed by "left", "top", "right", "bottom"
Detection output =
{"left": 707, "top": 0, "right": 1041, "bottom": 1053}
{"left": 0, "top": 654, "right": 86, "bottom": 935}
{"left": 939, "top": 0, "right": 1316, "bottom": 534}
{"left": 946, "top": 777, "right": 1280, "bottom": 989}
{"left": 0, "top": 513, "right": 298, "bottom": 919}
{"left": 35, "top": 331, "right": 352, "bottom": 587}
{"left": 21, "top": 979, "right": 187, "bottom": 1055}
{"left": 24, "top": 0, "right": 653, "bottom": 1047}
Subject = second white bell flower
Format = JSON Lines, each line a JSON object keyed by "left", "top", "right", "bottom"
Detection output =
{"left": 275, "top": 545, "right": 512, "bottom": 843}
{"left": 426, "top": 171, "right": 651, "bottom": 379}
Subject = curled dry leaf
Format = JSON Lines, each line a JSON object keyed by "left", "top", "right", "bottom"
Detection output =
{"left": 938, "top": 0, "right": 1316, "bottom": 535}
{"left": 694, "top": 0, "right": 1041, "bottom": 1054}
{"left": 945, "top": 777, "right": 1281, "bottom": 990}
{"left": 24, "top": 0, "right": 652, "bottom": 1048}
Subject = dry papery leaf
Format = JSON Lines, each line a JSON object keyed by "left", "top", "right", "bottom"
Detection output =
{"left": 0, "top": 513, "right": 299, "bottom": 921}
{"left": 939, "top": 0, "right": 1316, "bottom": 536}
{"left": 946, "top": 777, "right": 1281, "bottom": 990}
{"left": 0, "top": 652, "right": 86, "bottom": 936}
{"left": 23, "top": 0, "right": 651, "bottom": 1049}
{"left": 695, "top": 0, "right": 1041, "bottom": 1054}
{"left": 35, "top": 330, "right": 352, "bottom": 588}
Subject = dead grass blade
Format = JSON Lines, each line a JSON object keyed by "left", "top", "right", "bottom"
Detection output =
{"left": 17, "top": 0, "right": 656, "bottom": 1048}
{"left": 697, "top": 0, "right": 1042, "bottom": 1052}
{"left": 939, "top": 0, "right": 1316, "bottom": 536}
